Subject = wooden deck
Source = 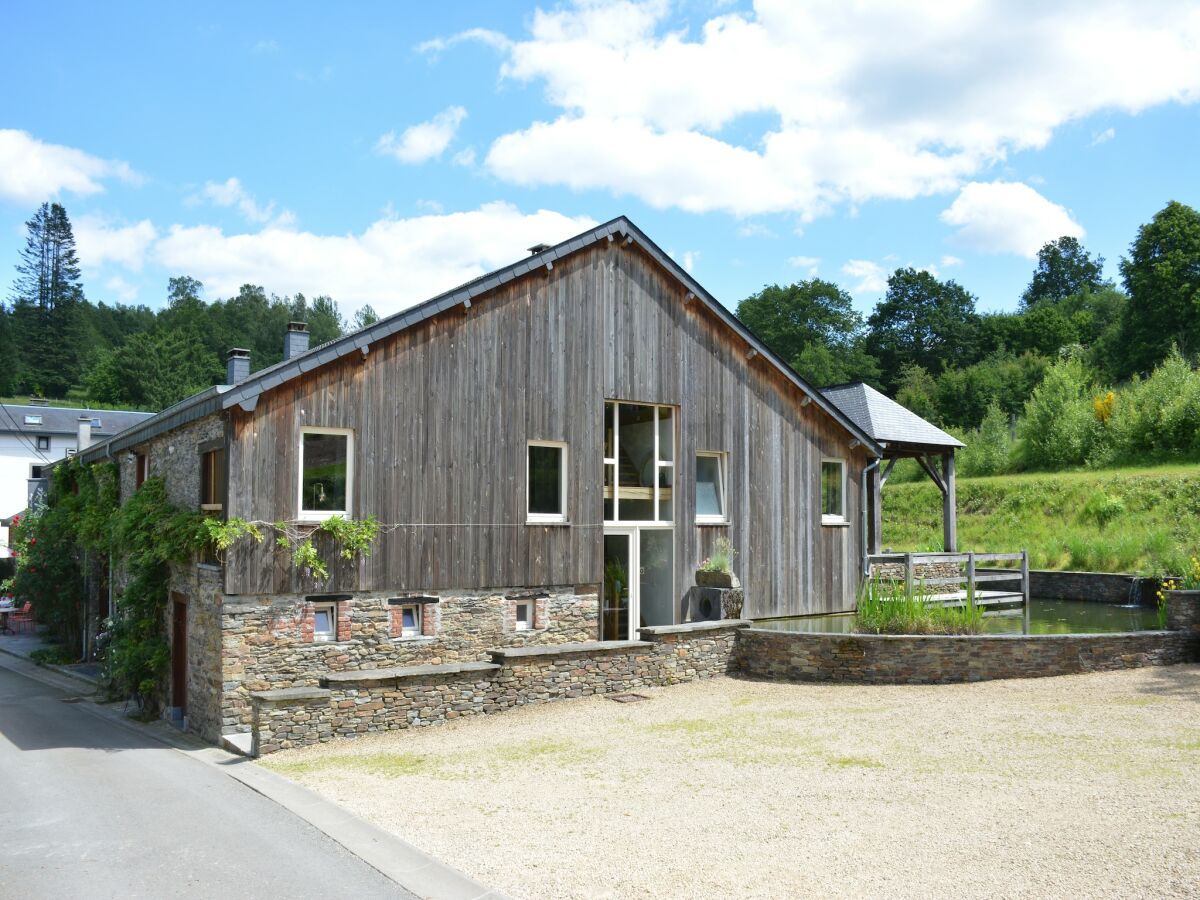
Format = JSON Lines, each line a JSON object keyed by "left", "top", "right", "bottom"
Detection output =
{"left": 867, "top": 551, "right": 1030, "bottom": 609}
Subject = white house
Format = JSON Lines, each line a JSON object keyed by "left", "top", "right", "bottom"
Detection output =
{"left": 0, "top": 401, "right": 154, "bottom": 556}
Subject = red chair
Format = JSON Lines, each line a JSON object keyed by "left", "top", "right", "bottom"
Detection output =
{"left": 10, "top": 602, "right": 33, "bottom": 634}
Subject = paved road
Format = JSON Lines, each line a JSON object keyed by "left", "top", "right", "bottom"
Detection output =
{"left": 0, "top": 663, "right": 414, "bottom": 899}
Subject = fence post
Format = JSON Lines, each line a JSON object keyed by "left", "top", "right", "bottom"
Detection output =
{"left": 966, "top": 551, "right": 976, "bottom": 604}
{"left": 1021, "top": 550, "right": 1031, "bottom": 634}
{"left": 904, "top": 552, "right": 914, "bottom": 599}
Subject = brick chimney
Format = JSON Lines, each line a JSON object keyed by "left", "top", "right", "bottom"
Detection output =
{"left": 284, "top": 321, "right": 310, "bottom": 360}
{"left": 226, "top": 348, "right": 251, "bottom": 384}
{"left": 77, "top": 415, "right": 93, "bottom": 451}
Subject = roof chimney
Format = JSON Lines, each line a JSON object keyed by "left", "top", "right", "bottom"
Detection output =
{"left": 284, "top": 321, "right": 310, "bottom": 360}
{"left": 226, "top": 348, "right": 251, "bottom": 384}
{"left": 77, "top": 415, "right": 93, "bottom": 451}
{"left": 528, "top": 243, "right": 550, "bottom": 256}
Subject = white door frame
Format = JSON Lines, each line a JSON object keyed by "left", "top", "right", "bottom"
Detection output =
{"left": 602, "top": 524, "right": 675, "bottom": 640}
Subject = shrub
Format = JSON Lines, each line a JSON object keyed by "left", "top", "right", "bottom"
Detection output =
{"left": 1017, "top": 352, "right": 1098, "bottom": 470}
{"left": 1079, "top": 491, "right": 1125, "bottom": 529}
{"left": 954, "top": 402, "right": 1014, "bottom": 477}
{"left": 1099, "top": 349, "right": 1200, "bottom": 465}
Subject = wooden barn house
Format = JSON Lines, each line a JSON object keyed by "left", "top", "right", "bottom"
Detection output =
{"left": 77, "top": 216, "right": 887, "bottom": 743}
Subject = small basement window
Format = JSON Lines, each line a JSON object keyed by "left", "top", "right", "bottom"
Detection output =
{"left": 399, "top": 603, "right": 422, "bottom": 638}
{"left": 312, "top": 602, "right": 338, "bottom": 642}
{"left": 515, "top": 600, "right": 534, "bottom": 631}
{"left": 527, "top": 441, "right": 567, "bottom": 523}
{"left": 695, "top": 452, "right": 727, "bottom": 523}
{"left": 821, "top": 459, "right": 846, "bottom": 523}
{"left": 299, "top": 428, "right": 352, "bottom": 520}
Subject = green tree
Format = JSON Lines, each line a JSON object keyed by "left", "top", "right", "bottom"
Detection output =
{"left": 894, "top": 363, "right": 940, "bottom": 423}
{"left": 1117, "top": 200, "right": 1200, "bottom": 377}
{"left": 352, "top": 304, "right": 379, "bottom": 330}
{"left": 84, "top": 327, "right": 224, "bottom": 410}
{"left": 736, "top": 279, "right": 879, "bottom": 386}
{"left": 1017, "top": 351, "right": 1097, "bottom": 470}
{"left": 865, "top": 268, "right": 980, "bottom": 391}
{"left": 9, "top": 203, "right": 87, "bottom": 396}
{"left": 1021, "top": 236, "right": 1108, "bottom": 308}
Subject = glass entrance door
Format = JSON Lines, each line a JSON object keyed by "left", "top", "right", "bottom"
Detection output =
{"left": 602, "top": 528, "right": 674, "bottom": 640}
{"left": 602, "top": 532, "right": 632, "bottom": 641}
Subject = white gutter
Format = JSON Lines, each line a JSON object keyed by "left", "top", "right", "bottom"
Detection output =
{"left": 861, "top": 457, "right": 881, "bottom": 577}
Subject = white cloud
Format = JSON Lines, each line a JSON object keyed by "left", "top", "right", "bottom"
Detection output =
{"left": 417, "top": 28, "right": 512, "bottom": 56}
{"left": 74, "top": 215, "right": 158, "bottom": 272}
{"left": 737, "top": 222, "right": 775, "bottom": 238}
{"left": 253, "top": 39, "right": 279, "bottom": 53}
{"left": 422, "top": 0, "right": 1200, "bottom": 220}
{"left": 841, "top": 259, "right": 888, "bottom": 295}
{"left": 679, "top": 250, "right": 699, "bottom": 272}
{"left": 452, "top": 147, "right": 477, "bottom": 167}
{"left": 940, "top": 181, "right": 1084, "bottom": 257}
{"left": 196, "top": 177, "right": 295, "bottom": 227}
{"left": 940, "top": 255, "right": 963, "bottom": 268}
{"left": 787, "top": 255, "right": 820, "bottom": 275}
{"left": 1091, "top": 126, "right": 1116, "bottom": 145}
{"left": 103, "top": 275, "right": 140, "bottom": 303}
{"left": 376, "top": 106, "right": 468, "bottom": 164}
{"left": 0, "top": 129, "right": 139, "bottom": 204}
{"left": 153, "top": 202, "right": 597, "bottom": 315}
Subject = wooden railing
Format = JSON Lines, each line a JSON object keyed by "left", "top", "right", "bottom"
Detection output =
{"left": 866, "top": 551, "right": 1030, "bottom": 608}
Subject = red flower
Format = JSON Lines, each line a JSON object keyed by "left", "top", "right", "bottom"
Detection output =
{"left": 29, "top": 538, "right": 35, "bottom": 545}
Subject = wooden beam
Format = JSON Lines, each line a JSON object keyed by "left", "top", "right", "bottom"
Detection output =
{"left": 870, "top": 464, "right": 882, "bottom": 555}
{"left": 879, "top": 456, "right": 898, "bottom": 487}
{"left": 942, "top": 450, "right": 957, "bottom": 552}
{"left": 916, "top": 455, "right": 947, "bottom": 494}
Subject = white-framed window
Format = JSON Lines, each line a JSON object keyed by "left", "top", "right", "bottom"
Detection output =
{"left": 65, "top": 448, "right": 77, "bottom": 457}
{"left": 399, "top": 603, "right": 422, "bottom": 638}
{"left": 527, "top": 440, "right": 568, "bottom": 523}
{"left": 35, "top": 435, "right": 50, "bottom": 451}
{"left": 514, "top": 600, "right": 534, "bottom": 631}
{"left": 695, "top": 452, "right": 728, "bottom": 524}
{"left": 299, "top": 427, "right": 353, "bottom": 521}
{"left": 603, "top": 401, "right": 674, "bottom": 523}
{"left": 23, "top": 415, "right": 42, "bottom": 426}
{"left": 821, "top": 458, "right": 846, "bottom": 524}
{"left": 312, "top": 602, "right": 338, "bottom": 642}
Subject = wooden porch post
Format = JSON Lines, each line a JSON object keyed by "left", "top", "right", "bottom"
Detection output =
{"left": 942, "top": 450, "right": 957, "bottom": 552}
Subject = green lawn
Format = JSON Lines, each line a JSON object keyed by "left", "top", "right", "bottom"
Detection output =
{"left": 882, "top": 462, "right": 1200, "bottom": 574}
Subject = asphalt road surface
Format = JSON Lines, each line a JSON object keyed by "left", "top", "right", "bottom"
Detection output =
{"left": 0, "top": 662, "right": 414, "bottom": 899}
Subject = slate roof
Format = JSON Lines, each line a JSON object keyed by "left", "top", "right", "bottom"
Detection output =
{"left": 821, "top": 382, "right": 963, "bottom": 452}
{"left": 79, "top": 215, "right": 883, "bottom": 462}
{"left": 0, "top": 404, "right": 154, "bottom": 437}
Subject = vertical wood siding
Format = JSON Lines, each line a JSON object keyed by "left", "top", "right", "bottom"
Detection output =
{"left": 224, "top": 243, "right": 870, "bottom": 615}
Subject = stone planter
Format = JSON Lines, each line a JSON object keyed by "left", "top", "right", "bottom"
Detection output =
{"left": 721, "top": 587, "right": 745, "bottom": 619}
{"left": 1165, "top": 589, "right": 1200, "bottom": 631}
{"left": 696, "top": 570, "right": 733, "bottom": 589}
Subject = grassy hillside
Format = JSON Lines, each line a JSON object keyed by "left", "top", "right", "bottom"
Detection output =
{"left": 881, "top": 463, "right": 1200, "bottom": 574}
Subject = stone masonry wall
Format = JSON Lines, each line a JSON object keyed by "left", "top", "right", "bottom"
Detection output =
{"left": 250, "top": 620, "right": 746, "bottom": 754}
{"left": 733, "top": 627, "right": 1198, "bottom": 686}
{"left": 224, "top": 586, "right": 598, "bottom": 734}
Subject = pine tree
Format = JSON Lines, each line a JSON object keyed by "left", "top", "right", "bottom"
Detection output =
{"left": 9, "top": 202, "right": 87, "bottom": 396}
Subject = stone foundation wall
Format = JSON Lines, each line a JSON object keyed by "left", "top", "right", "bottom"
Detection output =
{"left": 223, "top": 586, "right": 599, "bottom": 733}
{"left": 733, "top": 627, "right": 1199, "bottom": 686}
{"left": 870, "top": 562, "right": 960, "bottom": 583}
{"left": 250, "top": 620, "right": 746, "bottom": 754}
{"left": 981, "top": 569, "right": 1161, "bottom": 604}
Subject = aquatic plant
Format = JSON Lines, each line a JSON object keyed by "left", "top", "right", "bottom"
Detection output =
{"left": 854, "top": 575, "right": 984, "bottom": 635}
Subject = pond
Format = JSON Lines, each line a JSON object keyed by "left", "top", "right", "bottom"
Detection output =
{"left": 754, "top": 599, "right": 1163, "bottom": 635}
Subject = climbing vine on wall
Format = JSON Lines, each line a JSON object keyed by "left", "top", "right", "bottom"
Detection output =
{"left": 206, "top": 514, "right": 381, "bottom": 580}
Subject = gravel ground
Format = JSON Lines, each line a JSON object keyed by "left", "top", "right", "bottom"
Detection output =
{"left": 262, "top": 666, "right": 1200, "bottom": 899}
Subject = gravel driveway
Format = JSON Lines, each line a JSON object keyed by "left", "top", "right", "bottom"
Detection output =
{"left": 262, "top": 665, "right": 1200, "bottom": 899}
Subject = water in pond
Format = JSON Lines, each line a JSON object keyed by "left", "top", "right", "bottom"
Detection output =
{"left": 755, "top": 599, "right": 1162, "bottom": 635}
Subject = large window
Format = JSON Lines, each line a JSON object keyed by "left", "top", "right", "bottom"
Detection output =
{"left": 299, "top": 428, "right": 352, "bottom": 520}
{"left": 527, "top": 441, "right": 568, "bottom": 523}
{"left": 695, "top": 452, "right": 727, "bottom": 523}
{"left": 603, "top": 401, "right": 674, "bottom": 523}
{"left": 821, "top": 458, "right": 846, "bottom": 523}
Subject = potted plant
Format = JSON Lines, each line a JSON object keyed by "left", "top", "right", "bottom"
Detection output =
{"left": 1159, "top": 554, "right": 1200, "bottom": 630}
{"left": 696, "top": 536, "right": 737, "bottom": 589}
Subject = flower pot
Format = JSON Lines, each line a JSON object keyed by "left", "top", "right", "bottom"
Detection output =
{"left": 696, "top": 570, "right": 733, "bottom": 589}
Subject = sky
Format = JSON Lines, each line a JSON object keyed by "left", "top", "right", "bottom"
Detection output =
{"left": 2, "top": 0, "right": 1198, "bottom": 323}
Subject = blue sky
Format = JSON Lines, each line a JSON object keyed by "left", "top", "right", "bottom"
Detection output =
{"left": 2, "top": 0, "right": 1198, "bottom": 321}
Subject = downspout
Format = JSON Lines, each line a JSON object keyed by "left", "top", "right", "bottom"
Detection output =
{"left": 861, "top": 457, "right": 881, "bottom": 578}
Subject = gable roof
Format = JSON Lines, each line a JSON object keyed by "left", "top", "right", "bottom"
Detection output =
{"left": 0, "top": 404, "right": 153, "bottom": 437}
{"left": 821, "top": 382, "right": 963, "bottom": 453}
{"left": 80, "top": 216, "right": 882, "bottom": 462}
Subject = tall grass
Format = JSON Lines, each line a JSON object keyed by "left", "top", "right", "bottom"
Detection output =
{"left": 882, "top": 463, "right": 1200, "bottom": 575}
{"left": 854, "top": 576, "right": 984, "bottom": 635}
